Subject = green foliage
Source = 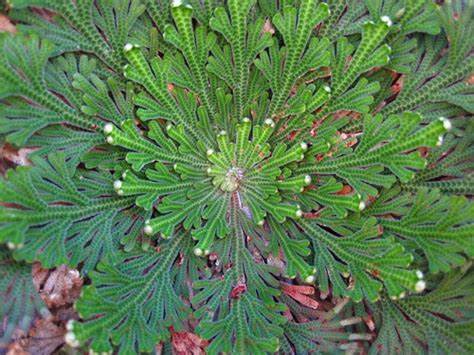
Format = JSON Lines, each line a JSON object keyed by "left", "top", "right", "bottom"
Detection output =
{"left": 0, "top": 0, "right": 473, "bottom": 353}
{"left": 370, "top": 265, "right": 474, "bottom": 354}
{"left": 0, "top": 248, "right": 48, "bottom": 347}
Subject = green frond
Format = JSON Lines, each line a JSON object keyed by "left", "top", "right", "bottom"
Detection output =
{"left": 370, "top": 265, "right": 474, "bottom": 354}
{"left": 0, "top": 248, "right": 48, "bottom": 347}
{"left": 72, "top": 235, "right": 190, "bottom": 354}
{"left": 1, "top": 0, "right": 472, "bottom": 353}
{"left": 0, "top": 153, "right": 147, "bottom": 272}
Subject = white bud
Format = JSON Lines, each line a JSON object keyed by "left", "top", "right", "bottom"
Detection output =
{"left": 65, "top": 332, "right": 79, "bottom": 348}
{"left": 117, "top": 189, "right": 124, "bottom": 196}
{"left": 143, "top": 225, "right": 153, "bottom": 235}
{"left": 104, "top": 123, "right": 114, "bottom": 134}
{"left": 123, "top": 43, "right": 134, "bottom": 52}
{"left": 16, "top": 243, "right": 24, "bottom": 249}
{"left": 66, "top": 320, "right": 74, "bottom": 331}
{"left": 113, "top": 180, "right": 122, "bottom": 190}
{"left": 300, "top": 142, "right": 308, "bottom": 151}
{"left": 304, "top": 275, "right": 315, "bottom": 283}
{"left": 166, "top": 124, "right": 172, "bottom": 131}
{"left": 7, "top": 242, "right": 15, "bottom": 250}
{"left": 206, "top": 149, "right": 214, "bottom": 156}
{"left": 436, "top": 135, "right": 444, "bottom": 146}
{"left": 296, "top": 209, "right": 303, "bottom": 217}
{"left": 415, "top": 280, "right": 426, "bottom": 292}
{"left": 257, "top": 219, "right": 265, "bottom": 226}
{"left": 204, "top": 249, "right": 210, "bottom": 256}
{"left": 416, "top": 270, "right": 423, "bottom": 279}
{"left": 194, "top": 248, "right": 203, "bottom": 256}
{"left": 304, "top": 175, "right": 312, "bottom": 185}
{"left": 439, "top": 117, "right": 452, "bottom": 131}
{"left": 399, "top": 291, "right": 406, "bottom": 299}
{"left": 218, "top": 130, "right": 227, "bottom": 136}
{"left": 324, "top": 85, "right": 331, "bottom": 93}
{"left": 264, "top": 118, "right": 275, "bottom": 127}
{"left": 106, "top": 136, "right": 114, "bottom": 144}
{"left": 390, "top": 295, "right": 398, "bottom": 300}
{"left": 207, "top": 167, "right": 212, "bottom": 174}
{"left": 359, "top": 201, "right": 366, "bottom": 211}
{"left": 242, "top": 117, "right": 250, "bottom": 123}
{"left": 380, "top": 15, "right": 392, "bottom": 27}
{"left": 122, "top": 172, "right": 127, "bottom": 179}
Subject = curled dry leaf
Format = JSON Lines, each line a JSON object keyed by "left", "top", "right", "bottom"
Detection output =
{"left": 0, "top": 144, "right": 34, "bottom": 167}
{"left": 7, "top": 319, "right": 65, "bottom": 355}
{"left": 32, "top": 264, "right": 83, "bottom": 309}
{"left": 263, "top": 19, "right": 275, "bottom": 35}
{"left": 281, "top": 283, "right": 319, "bottom": 309}
{"left": 170, "top": 327, "right": 209, "bottom": 355}
{"left": 0, "top": 14, "right": 15, "bottom": 33}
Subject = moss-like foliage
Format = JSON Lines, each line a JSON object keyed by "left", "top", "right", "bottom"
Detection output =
{"left": 0, "top": 0, "right": 472, "bottom": 354}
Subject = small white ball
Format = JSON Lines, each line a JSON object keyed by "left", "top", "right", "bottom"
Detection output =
{"left": 300, "top": 142, "right": 308, "bottom": 151}
{"left": 380, "top": 15, "right": 392, "bottom": 27}
{"left": 103, "top": 123, "right": 114, "bottom": 134}
{"left": 264, "top": 118, "right": 275, "bottom": 127}
{"left": 257, "top": 219, "right": 265, "bottom": 226}
{"left": 439, "top": 117, "right": 452, "bottom": 131}
{"left": 416, "top": 270, "right": 424, "bottom": 279}
{"left": 296, "top": 209, "right": 303, "bottom": 217}
{"left": 436, "top": 135, "right": 444, "bottom": 146}
{"left": 304, "top": 175, "right": 312, "bottom": 185}
{"left": 206, "top": 149, "right": 214, "bottom": 156}
{"left": 415, "top": 280, "right": 426, "bottom": 292}
{"left": 113, "top": 180, "right": 122, "bottom": 190}
{"left": 171, "top": 0, "right": 184, "bottom": 7}
{"left": 194, "top": 248, "right": 203, "bottom": 256}
{"left": 324, "top": 85, "right": 331, "bottom": 93}
{"left": 64, "top": 332, "right": 79, "bottom": 348}
{"left": 106, "top": 136, "right": 114, "bottom": 144}
{"left": 243, "top": 117, "right": 250, "bottom": 123}
{"left": 359, "top": 201, "right": 366, "bottom": 211}
{"left": 117, "top": 189, "right": 124, "bottom": 196}
{"left": 66, "top": 320, "right": 74, "bottom": 331}
{"left": 143, "top": 225, "right": 153, "bottom": 235}
{"left": 123, "top": 43, "right": 134, "bottom": 52}
{"left": 304, "top": 275, "right": 315, "bottom": 283}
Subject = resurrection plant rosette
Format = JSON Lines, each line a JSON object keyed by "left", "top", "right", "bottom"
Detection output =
{"left": 0, "top": 0, "right": 473, "bottom": 354}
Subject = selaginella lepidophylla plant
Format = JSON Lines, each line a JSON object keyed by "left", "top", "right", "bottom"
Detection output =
{"left": 0, "top": 0, "right": 473, "bottom": 353}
